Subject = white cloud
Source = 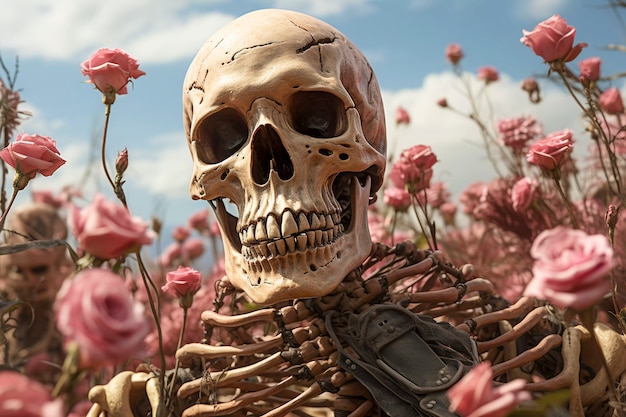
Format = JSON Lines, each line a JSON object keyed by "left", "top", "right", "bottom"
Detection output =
{"left": 0, "top": 0, "right": 235, "bottom": 63}
{"left": 269, "top": 0, "right": 375, "bottom": 16}
{"left": 0, "top": 0, "right": 377, "bottom": 63}
{"left": 127, "top": 132, "right": 193, "bottom": 199}
{"left": 514, "top": 0, "right": 568, "bottom": 20}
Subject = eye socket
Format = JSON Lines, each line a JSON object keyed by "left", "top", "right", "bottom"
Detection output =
{"left": 194, "top": 108, "right": 248, "bottom": 163}
{"left": 290, "top": 91, "right": 347, "bottom": 138}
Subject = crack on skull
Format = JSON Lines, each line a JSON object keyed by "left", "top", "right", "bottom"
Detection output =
{"left": 229, "top": 42, "right": 276, "bottom": 63}
{"left": 288, "top": 20, "right": 337, "bottom": 72}
{"left": 295, "top": 36, "right": 336, "bottom": 54}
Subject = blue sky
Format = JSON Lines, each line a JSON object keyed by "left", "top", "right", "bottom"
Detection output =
{"left": 1, "top": 0, "right": 623, "bottom": 231}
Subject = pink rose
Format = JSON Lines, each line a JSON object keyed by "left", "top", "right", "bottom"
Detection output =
{"left": 172, "top": 226, "right": 191, "bottom": 243}
{"left": 524, "top": 226, "right": 613, "bottom": 310}
{"left": 55, "top": 268, "right": 150, "bottom": 369}
{"left": 448, "top": 362, "right": 531, "bottom": 417}
{"left": 511, "top": 177, "right": 538, "bottom": 212}
{"left": 115, "top": 148, "right": 129, "bottom": 175}
{"left": 188, "top": 208, "right": 210, "bottom": 232}
{"left": 31, "top": 189, "right": 66, "bottom": 208}
{"left": 578, "top": 56, "right": 601, "bottom": 82}
{"left": 526, "top": 129, "right": 574, "bottom": 170}
{"left": 383, "top": 186, "right": 411, "bottom": 211}
{"left": 416, "top": 181, "right": 451, "bottom": 209}
{"left": 70, "top": 193, "right": 153, "bottom": 259}
{"left": 0, "top": 371, "right": 65, "bottom": 417}
{"left": 439, "top": 202, "right": 457, "bottom": 226}
{"left": 521, "top": 77, "right": 541, "bottom": 103}
{"left": 395, "top": 107, "right": 410, "bottom": 125}
{"left": 182, "top": 237, "right": 205, "bottom": 260}
{"left": 162, "top": 266, "right": 202, "bottom": 307}
{"left": 496, "top": 115, "right": 542, "bottom": 151}
{"left": 460, "top": 181, "right": 487, "bottom": 215}
{"left": 521, "top": 14, "right": 587, "bottom": 63}
{"left": 477, "top": 66, "right": 499, "bottom": 83}
{"left": 599, "top": 87, "right": 624, "bottom": 115}
{"left": 159, "top": 242, "right": 183, "bottom": 267}
{"left": 81, "top": 48, "right": 145, "bottom": 95}
{"left": 389, "top": 145, "right": 438, "bottom": 192}
{"left": 0, "top": 133, "right": 65, "bottom": 179}
{"left": 445, "top": 43, "right": 464, "bottom": 65}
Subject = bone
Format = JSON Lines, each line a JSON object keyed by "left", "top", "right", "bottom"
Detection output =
{"left": 177, "top": 352, "right": 286, "bottom": 399}
{"left": 201, "top": 308, "right": 276, "bottom": 327}
{"left": 406, "top": 278, "right": 494, "bottom": 304}
{"left": 476, "top": 307, "right": 546, "bottom": 353}
{"left": 259, "top": 380, "right": 323, "bottom": 417}
{"left": 384, "top": 255, "right": 437, "bottom": 286}
{"left": 181, "top": 376, "right": 298, "bottom": 417}
{"left": 176, "top": 336, "right": 283, "bottom": 363}
{"left": 469, "top": 297, "right": 535, "bottom": 331}
{"left": 491, "top": 333, "right": 562, "bottom": 378}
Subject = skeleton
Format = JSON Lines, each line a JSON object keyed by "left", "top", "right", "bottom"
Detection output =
{"left": 88, "top": 8, "right": 626, "bottom": 417}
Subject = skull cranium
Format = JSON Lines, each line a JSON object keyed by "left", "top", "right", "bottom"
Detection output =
{"left": 183, "top": 9, "right": 386, "bottom": 304}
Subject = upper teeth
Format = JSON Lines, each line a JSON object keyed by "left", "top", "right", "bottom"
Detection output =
{"left": 239, "top": 210, "right": 343, "bottom": 259}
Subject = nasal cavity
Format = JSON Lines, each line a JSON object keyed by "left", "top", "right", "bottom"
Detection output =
{"left": 251, "top": 124, "right": 294, "bottom": 184}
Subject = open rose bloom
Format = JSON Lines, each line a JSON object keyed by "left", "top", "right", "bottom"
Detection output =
{"left": 69, "top": 193, "right": 153, "bottom": 260}
{"left": 81, "top": 47, "right": 145, "bottom": 95}
{"left": 448, "top": 362, "right": 531, "bottom": 417}
{"left": 524, "top": 226, "right": 614, "bottom": 311}
{"left": 0, "top": 371, "right": 65, "bottom": 417}
{"left": 55, "top": 268, "right": 150, "bottom": 369}
{"left": 526, "top": 129, "right": 573, "bottom": 171}
{"left": 0, "top": 133, "right": 65, "bottom": 179}
{"left": 521, "top": 14, "right": 587, "bottom": 63}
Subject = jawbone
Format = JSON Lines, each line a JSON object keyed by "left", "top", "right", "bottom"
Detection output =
{"left": 215, "top": 175, "right": 373, "bottom": 305}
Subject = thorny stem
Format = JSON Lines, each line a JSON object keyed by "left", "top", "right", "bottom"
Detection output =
{"left": 136, "top": 250, "right": 166, "bottom": 397}
{"left": 167, "top": 306, "right": 188, "bottom": 408}
{"left": 551, "top": 170, "right": 579, "bottom": 229}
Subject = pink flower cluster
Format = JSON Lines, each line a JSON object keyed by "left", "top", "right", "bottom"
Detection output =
{"left": 496, "top": 116, "right": 542, "bottom": 152}
{"left": 388, "top": 144, "right": 438, "bottom": 193}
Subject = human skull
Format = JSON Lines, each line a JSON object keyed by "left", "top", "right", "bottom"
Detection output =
{"left": 183, "top": 9, "right": 386, "bottom": 305}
